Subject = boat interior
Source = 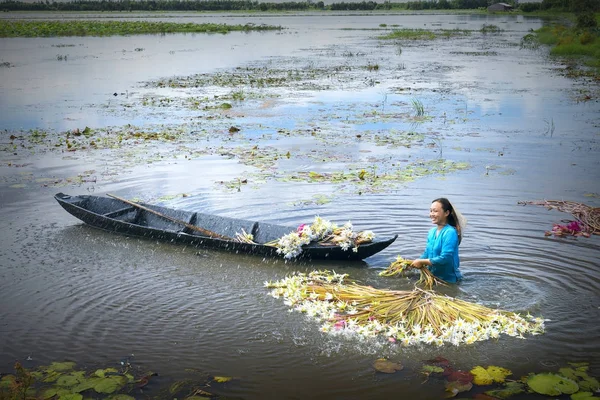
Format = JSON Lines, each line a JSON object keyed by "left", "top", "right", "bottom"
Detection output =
{"left": 74, "top": 195, "right": 294, "bottom": 243}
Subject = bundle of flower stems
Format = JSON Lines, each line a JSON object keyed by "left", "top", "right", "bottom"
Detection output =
{"left": 379, "top": 256, "right": 446, "bottom": 290}
{"left": 266, "top": 270, "right": 545, "bottom": 346}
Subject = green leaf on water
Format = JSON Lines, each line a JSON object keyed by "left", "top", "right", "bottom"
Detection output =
{"left": 56, "top": 371, "right": 85, "bottom": 387}
{"left": 106, "top": 395, "right": 136, "bottom": 400}
{"left": 559, "top": 367, "right": 600, "bottom": 392}
{"left": 70, "top": 376, "right": 102, "bottom": 393}
{"left": 93, "top": 377, "right": 124, "bottom": 394}
{"left": 42, "top": 387, "right": 72, "bottom": 399}
{"left": 41, "top": 370, "right": 62, "bottom": 383}
{"left": 571, "top": 392, "right": 599, "bottom": 400}
{"left": 56, "top": 394, "right": 83, "bottom": 400}
{"left": 42, "top": 387, "right": 59, "bottom": 399}
{"left": 47, "top": 362, "right": 77, "bottom": 373}
{"left": 94, "top": 368, "right": 119, "bottom": 378}
{"left": 527, "top": 373, "right": 579, "bottom": 396}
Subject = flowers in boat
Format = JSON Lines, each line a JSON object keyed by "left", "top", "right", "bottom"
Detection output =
{"left": 265, "top": 270, "right": 546, "bottom": 346}
{"left": 234, "top": 228, "right": 255, "bottom": 243}
{"left": 271, "top": 216, "right": 375, "bottom": 259}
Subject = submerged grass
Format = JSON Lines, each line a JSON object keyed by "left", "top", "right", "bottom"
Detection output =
{"left": 378, "top": 28, "right": 470, "bottom": 40}
{"left": 0, "top": 20, "right": 283, "bottom": 37}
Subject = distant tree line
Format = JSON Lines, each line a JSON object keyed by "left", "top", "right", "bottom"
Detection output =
{"left": 0, "top": 0, "right": 598, "bottom": 12}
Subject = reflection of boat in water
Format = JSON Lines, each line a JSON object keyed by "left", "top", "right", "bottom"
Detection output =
{"left": 55, "top": 193, "right": 397, "bottom": 261}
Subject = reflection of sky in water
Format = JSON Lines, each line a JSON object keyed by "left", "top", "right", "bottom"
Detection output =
{"left": 0, "top": 13, "right": 594, "bottom": 145}
{"left": 1, "top": 14, "right": 548, "bottom": 128}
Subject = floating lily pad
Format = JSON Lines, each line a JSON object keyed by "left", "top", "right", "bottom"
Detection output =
{"left": 94, "top": 368, "right": 119, "bottom": 378}
{"left": 470, "top": 366, "right": 511, "bottom": 385}
{"left": 42, "top": 387, "right": 74, "bottom": 399}
{"left": 559, "top": 367, "right": 600, "bottom": 391}
{"left": 93, "top": 376, "right": 124, "bottom": 394}
{"left": 484, "top": 381, "right": 525, "bottom": 399}
{"left": 571, "top": 392, "right": 600, "bottom": 400}
{"left": 527, "top": 373, "right": 579, "bottom": 396}
{"left": 56, "top": 371, "right": 86, "bottom": 387}
{"left": 106, "top": 395, "right": 136, "bottom": 400}
{"left": 47, "top": 362, "right": 77, "bottom": 373}
{"left": 56, "top": 394, "right": 83, "bottom": 400}
{"left": 373, "top": 358, "right": 403, "bottom": 373}
{"left": 70, "top": 376, "right": 102, "bottom": 393}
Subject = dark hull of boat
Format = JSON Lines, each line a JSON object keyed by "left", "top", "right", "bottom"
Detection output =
{"left": 54, "top": 193, "right": 397, "bottom": 261}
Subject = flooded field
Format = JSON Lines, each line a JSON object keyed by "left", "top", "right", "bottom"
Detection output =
{"left": 1, "top": 11, "right": 599, "bottom": 399}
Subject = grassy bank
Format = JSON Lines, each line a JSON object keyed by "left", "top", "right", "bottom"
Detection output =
{"left": 0, "top": 20, "right": 283, "bottom": 37}
{"left": 530, "top": 14, "right": 600, "bottom": 79}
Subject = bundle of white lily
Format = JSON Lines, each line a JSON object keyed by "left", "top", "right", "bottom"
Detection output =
{"left": 265, "top": 270, "right": 546, "bottom": 346}
{"left": 261, "top": 216, "right": 375, "bottom": 259}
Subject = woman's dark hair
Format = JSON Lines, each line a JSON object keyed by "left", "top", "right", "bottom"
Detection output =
{"left": 432, "top": 197, "right": 462, "bottom": 244}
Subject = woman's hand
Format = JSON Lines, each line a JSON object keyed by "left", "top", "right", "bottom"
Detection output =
{"left": 410, "top": 259, "right": 430, "bottom": 269}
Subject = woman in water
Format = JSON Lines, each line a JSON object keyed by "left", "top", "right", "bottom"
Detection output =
{"left": 410, "top": 198, "right": 465, "bottom": 283}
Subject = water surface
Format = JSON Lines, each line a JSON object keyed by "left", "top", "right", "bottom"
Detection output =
{"left": 0, "top": 11, "right": 599, "bottom": 399}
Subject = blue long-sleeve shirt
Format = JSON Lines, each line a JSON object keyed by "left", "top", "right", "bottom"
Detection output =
{"left": 420, "top": 225, "right": 462, "bottom": 283}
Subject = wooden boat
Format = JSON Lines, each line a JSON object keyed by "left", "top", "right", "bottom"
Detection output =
{"left": 54, "top": 193, "right": 397, "bottom": 261}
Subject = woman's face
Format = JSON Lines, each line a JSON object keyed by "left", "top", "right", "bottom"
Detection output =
{"left": 429, "top": 201, "right": 449, "bottom": 226}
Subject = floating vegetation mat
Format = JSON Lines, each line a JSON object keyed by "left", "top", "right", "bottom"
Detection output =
{"left": 265, "top": 270, "right": 545, "bottom": 346}
{"left": 0, "top": 20, "right": 283, "bottom": 37}
{"left": 519, "top": 200, "right": 600, "bottom": 237}
{"left": 0, "top": 360, "right": 235, "bottom": 400}
{"left": 415, "top": 358, "right": 600, "bottom": 398}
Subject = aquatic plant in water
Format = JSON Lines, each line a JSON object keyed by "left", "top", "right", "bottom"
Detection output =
{"left": 418, "top": 358, "right": 600, "bottom": 399}
{"left": 0, "top": 20, "right": 283, "bottom": 37}
{"left": 266, "top": 270, "right": 545, "bottom": 346}
{"left": 0, "top": 360, "right": 235, "bottom": 399}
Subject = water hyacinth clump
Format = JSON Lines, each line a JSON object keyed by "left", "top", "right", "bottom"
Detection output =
{"left": 265, "top": 270, "right": 546, "bottom": 346}
{"left": 268, "top": 216, "right": 375, "bottom": 259}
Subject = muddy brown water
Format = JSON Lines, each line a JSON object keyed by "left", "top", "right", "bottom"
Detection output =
{"left": 1, "top": 11, "right": 599, "bottom": 399}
